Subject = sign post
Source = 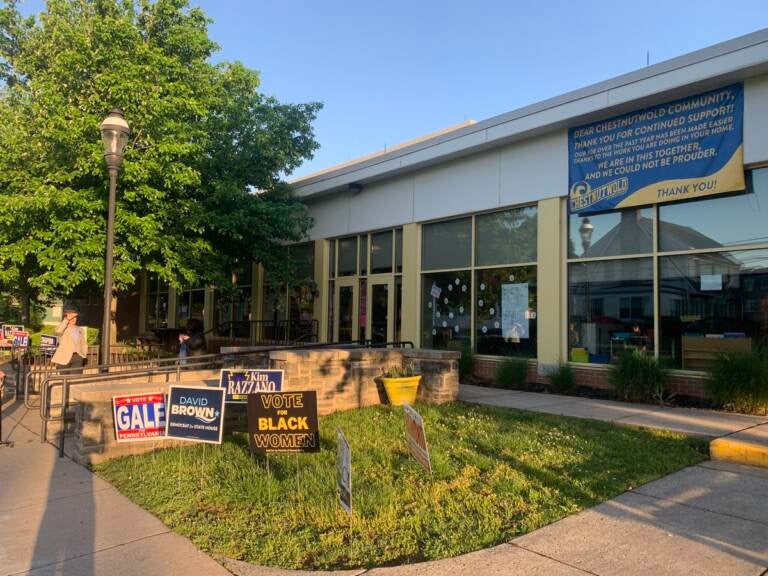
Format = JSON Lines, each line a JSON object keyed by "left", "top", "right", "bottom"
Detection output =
{"left": 247, "top": 391, "right": 320, "bottom": 454}
{"left": 403, "top": 403, "right": 432, "bottom": 474}
{"left": 336, "top": 427, "right": 352, "bottom": 514}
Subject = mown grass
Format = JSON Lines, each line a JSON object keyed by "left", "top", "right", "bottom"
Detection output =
{"left": 94, "top": 402, "right": 707, "bottom": 570}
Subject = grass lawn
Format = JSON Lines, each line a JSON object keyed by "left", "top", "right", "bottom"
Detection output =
{"left": 94, "top": 402, "right": 707, "bottom": 570}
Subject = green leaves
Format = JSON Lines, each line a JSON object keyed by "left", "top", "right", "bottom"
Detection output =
{"left": 0, "top": 0, "right": 320, "bottom": 302}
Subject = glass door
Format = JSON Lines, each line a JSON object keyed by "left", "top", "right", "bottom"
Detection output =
{"left": 367, "top": 276, "right": 394, "bottom": 345}
{"left": 334, "top": 277, "right": 358, "bottom": 342}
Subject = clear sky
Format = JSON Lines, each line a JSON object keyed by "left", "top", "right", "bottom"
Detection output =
{"left": 17, "top": 0, "right": 768, "bottom": 178}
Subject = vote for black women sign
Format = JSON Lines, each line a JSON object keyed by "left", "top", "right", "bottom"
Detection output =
{"left": 247, "top": 391, "right": 320, "bottom": 454}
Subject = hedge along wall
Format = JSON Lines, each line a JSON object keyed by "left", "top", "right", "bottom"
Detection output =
{"left": 72, "top": 348, "right": 460, "bottom": 465}
{"left": 471, "top": 357, "right": 709, "bottom": 400}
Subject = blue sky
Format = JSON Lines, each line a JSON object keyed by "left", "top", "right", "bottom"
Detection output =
{"left": 18, "top": 1, "right": 768, "bottom": 178}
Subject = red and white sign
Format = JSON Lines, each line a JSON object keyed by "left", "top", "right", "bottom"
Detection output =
{"left": 112, "top": 393, "right": 167, "bottom": 442}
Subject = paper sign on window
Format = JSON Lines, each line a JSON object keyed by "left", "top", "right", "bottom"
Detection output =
{"left": 502, "top": 283, "right": 529, "bottom": 340}
{"left": 701, "top": 274, "right": 722, "bottom": 291}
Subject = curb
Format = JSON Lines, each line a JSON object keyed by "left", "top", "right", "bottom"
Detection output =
{"left": 710, "top": 437, "right": 768, "bottom": 469}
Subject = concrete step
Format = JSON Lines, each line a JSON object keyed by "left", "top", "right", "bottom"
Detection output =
{"left": 710, "top": 422, "right": 768, "bottom": 468}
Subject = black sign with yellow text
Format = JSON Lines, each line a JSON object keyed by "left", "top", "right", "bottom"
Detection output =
{"left": 247, "top": 391, "right": 320, "bottom": 454}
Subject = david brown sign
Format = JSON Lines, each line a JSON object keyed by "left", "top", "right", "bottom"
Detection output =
{"left": 219, "top": 369, "right": 283, "bottom": 403}
{"left": 113, "top": 393, "right": 166, "bottom": 442}
{"left": 247, "top": 391, "right": 320, "bottom": 454}
{"left": 166, "top": 386, "right": 226, "bottom": 444}
{"left": 403, "top": 404, "right": 432, "bottom": 474}
{"left": 569, "top": 84, "right": 744, "bottom": 214}
{"left": 336, "top": 428, "right": 352, "bottom": 514}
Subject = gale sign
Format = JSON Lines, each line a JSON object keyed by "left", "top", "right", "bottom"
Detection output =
{"left": 113, "top": 393, "right": 166, "bottom": 442}
{"left": 12, "top": 331, "right": 29, "bottom": 349}
{"left": 569, "top": 83, "right": 744, "bottom": 214}
{"left": 336, "top": 428, "right": 352, "bottom": 514}
{"left": 219, "top": 369, "right": 283, "bottom": 403}
{"left": 247, "top": 391, "right": 320, "bottom": 454}
{"left": 165, "top": 386, "right": 226, "bottom": 444}
{"left": 403, "top": 404, "right": 432, "bottom": 474}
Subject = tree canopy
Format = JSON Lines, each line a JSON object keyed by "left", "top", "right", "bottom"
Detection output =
{"left": 0, "top": 0, "right": 321, "bottom": 310}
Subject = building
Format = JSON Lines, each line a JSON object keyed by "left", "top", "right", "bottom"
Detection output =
{"left": 138, "top": 29, "right": 768, "bottom": 395}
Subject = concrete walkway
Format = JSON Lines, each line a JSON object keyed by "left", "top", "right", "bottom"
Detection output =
{"left": 4, "top": 384, "right": 768, "bottom": 575}
{"left": 0, "top": 397, "right": 232, "bottom": 576}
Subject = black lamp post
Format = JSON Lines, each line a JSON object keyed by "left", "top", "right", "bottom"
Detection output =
{"left": 99, "top": 109, "right": 130, "bottom": 366}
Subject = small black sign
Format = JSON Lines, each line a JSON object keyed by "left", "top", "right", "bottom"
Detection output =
{"left": 247, "top": 391, "right": 320, "bottom": 454}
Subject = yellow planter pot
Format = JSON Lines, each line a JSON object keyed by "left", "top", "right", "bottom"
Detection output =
{"left": 381, "top": 375, "right": 422, "bottom": 406}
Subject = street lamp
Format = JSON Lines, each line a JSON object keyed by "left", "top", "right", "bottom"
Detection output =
{"left": 99, "top": 109, "right": 130, "bottom": 366}
{"left": 578, "top": 217, "right": 594, "bottom": 256}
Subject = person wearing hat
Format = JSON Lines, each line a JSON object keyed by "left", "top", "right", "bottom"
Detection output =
{"left": 51, "top": 303, "right": 88, "bottom": 371}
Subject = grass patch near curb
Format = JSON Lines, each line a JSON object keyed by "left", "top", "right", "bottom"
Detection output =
{"left": 94, "top": 402, "right": 707, "bottom": 570}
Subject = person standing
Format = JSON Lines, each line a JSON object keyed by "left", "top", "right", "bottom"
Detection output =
{"left": 51, "top": 303, "right": 88, "bottom": 372}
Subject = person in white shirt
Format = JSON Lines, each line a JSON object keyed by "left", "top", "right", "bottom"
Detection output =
{"left": 51, "top": 303, "right": 88, "bottom": 372}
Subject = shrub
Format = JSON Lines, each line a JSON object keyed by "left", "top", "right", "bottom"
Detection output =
{"left": 495, "top": 357, "right": 528, "bottom": 390}
{"left": 547, "top": 364, "right": 576, "bottom": 394}
{"left": 459, "top": 346, "right": 475, "bottom": 381}
{"left": 610, "top": 350, "right": 668, "bottom": 404}
{"left": 707, "top": 349, "right": 768, "bottom": 414}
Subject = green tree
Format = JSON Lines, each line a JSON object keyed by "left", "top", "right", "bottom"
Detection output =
{"left": 0, "top": 0, "right": 321, "bottom": 322}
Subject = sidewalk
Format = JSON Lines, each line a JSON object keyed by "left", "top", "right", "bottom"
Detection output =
{"left": 0, "top": 398, "right": 232, "bottom": 576}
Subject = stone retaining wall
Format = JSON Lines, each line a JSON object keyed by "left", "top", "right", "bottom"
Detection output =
{"left": 72, "top": 348, "right": 459, "bottom": 464}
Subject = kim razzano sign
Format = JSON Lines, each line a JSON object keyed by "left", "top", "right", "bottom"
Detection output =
{"left": 219, "top": 368, "right": 283, "bottom": 403}
{"left": 247, "top": 391, "right": 320, "bottom": 454}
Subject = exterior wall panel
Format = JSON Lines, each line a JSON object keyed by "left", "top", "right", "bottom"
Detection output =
{"left": 745, "top": 74, "right": 768, "bottom": 165}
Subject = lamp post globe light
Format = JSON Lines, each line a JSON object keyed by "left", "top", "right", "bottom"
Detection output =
{"left": 99, "top": 109, "right": 130, "bottom": 366}
{"left": 578, "top": 217, "right": 594, "bottom": 256}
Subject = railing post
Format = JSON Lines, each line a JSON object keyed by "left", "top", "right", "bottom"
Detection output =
{"left": 59, "top": 376, "right": 68, "bottom": 458}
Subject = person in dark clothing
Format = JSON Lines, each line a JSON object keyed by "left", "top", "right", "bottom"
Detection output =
{"left": 178, "top": 318, "right": 207, "bottom": 358}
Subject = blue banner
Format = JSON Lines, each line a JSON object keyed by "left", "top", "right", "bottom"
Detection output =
{"left": 166, "top": 386, "right": 226, "bottom": 444}
{"left": 569, "top": 84, "right": 744, "bottom": 214}
{"left": 219, "top": 369, "right": 283, "bottom": 403}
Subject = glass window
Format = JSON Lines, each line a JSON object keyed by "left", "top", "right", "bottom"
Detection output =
{"left": 421, "top": 271, "right": 471, "bottom": 351}
{"left": 395, "top": 228, "right": 403, "bottom": 273}
{"left": 659, "top": 249, "right": 768, "bottom": 369}
{"left": 214, "top": 287, "right": 252, "bottom": 338}
{"left": 659, "top": 170, "right": 768, "bottom": 251}
{"left": 146, "top": 273, "right": 169, "bottom": 330}
{"left": 476, "top": 207, "right": 538, "bottom": 266}
{"left": 338, "top": 236, "right": 357, "bottom": 276}
{"left": 327, "top": 280, "right": 335, "bottom": 341}
{"left": 476, "top": 266, "right": 537, "bottom": 357}
{"left": 290, "top": 243, "right": 314, "bottom": 281}
{"left": 177, "top": 287, "right": 206, "bottom": 326}
{"left": 422, "top": 218, "right": 472, "bottom": 271}
{"left": 359, "top": 235, "right": 368, "bottom": 276}
{"left": 371, "top": 231, "right": 393, "bottom": 274}
{"left": 568, "top": 258, "right": 654, "bottom": 363}
{"left": 569, "top": 208, "right": 653, "bottom": 259}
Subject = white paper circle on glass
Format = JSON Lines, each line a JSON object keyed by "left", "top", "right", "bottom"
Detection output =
{"left": 443, "top": 297, "right": 449, "bottom": 304}
{"left": 481, "top": 326, "right": 487, "bottom": 334}
{"left": 442, "top": 321, "right": 447, "bottom": 328}
{"left": 509, "top": 274, "right": 515, "bottom": 282}
{"left": 448, "top": 284, "right": 453, "bottom": 291}
{"left": 427, "top": 301, "right": 432, "bottom": 309}
{"left": 455, "top": 278, "right": 460, "bottom": 285}
{"left": 459, "top": 306, "right": 464, "bottom": 314}
{"left": 449, "top": 312, "right": 454, "bottom": 319}
{"left": 454, "top": 325, "right": 460, "bottom": 333}
{"left": 494, "top": 321, "right": 500, "bottom": 329}
{"left": 432, "top": 329, "right": 436, "bottom": 335}
{"left": 480, "top": 283, "right": 486, "bottom": 291}
{"left": 478, "top": 299, "right": 484, "bottom": 307}
{"left": 462, "top": 285, "right": 467, "bottom": 292}
{"left": 490, "top": 308, "right": 495, "bottom": 316}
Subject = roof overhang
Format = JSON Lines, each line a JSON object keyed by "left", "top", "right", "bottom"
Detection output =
{"left": 291, "top": 28, "right": 768, "bottom": 200}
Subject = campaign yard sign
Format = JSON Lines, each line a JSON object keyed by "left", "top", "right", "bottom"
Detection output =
{"left": 3, "top": 324, "right": 23, "bottom": 340}
{"left": 247, "top": 391, "right": 320, "bottom": 454}
{"left": 113, "top": 393, "right": 166, "bottom": 442}
{"left": 12, "top": 331, "right": 29, "bottom": 349}
{"left": 219, "top": 369, "right": 283, "bottom": 403}
{"left": 403, "top": 404, "right": 432, "bottom": 474}
{"left": 336, "top": 427, "right": 352, "bottom": 514}
{"left": 166, "top": 386, "right": 226, "bottom": 444}
{"left": 40, "top": 335, "right": 59, "bottom": 355}
{"left": 569, "top": 84, "right": 743, "bottom": 214}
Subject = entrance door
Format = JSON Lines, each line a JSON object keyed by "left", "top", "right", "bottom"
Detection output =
{"left": 334, "top": 278, "right": 358, "bottom": 342}
{"left": 367, "top": 276, "right": 394, "bottom": 345}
